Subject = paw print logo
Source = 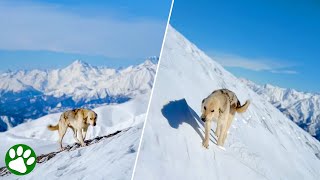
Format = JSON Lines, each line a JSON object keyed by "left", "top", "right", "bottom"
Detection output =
{"left": 5, "top": 144, "right": 37, "bottom": 175}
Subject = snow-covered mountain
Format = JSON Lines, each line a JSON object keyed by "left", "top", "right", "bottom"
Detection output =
{"left": 241, "top": 78, "right": 320, "bottom": 141}
{"left": 0, "top": 59, "right": 157, "bottom": 131}
{"left": 0, "top": 95, "right": 149, "bottom": 179}
{"left": 133, "top": 25, "right": 320, "bottom": 180}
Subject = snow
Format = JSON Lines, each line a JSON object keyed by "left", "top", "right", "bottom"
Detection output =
{"left": 18, "top": 126, "right": 142, "bottom": 180}
{"left": 0, "top": 59, "right": 156, "bottom": 132}
{"left": 0, "top": 59, "right": 156, "bottom": 100}
{"left": 0, "top": 95, "right": 149, "bottom": 179}
{"left": 133, "top": 25, "right": 320, "bottom": 180}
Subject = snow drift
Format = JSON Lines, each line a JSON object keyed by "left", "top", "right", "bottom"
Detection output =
{"left": 133, "top": 25, "right": 320, "bottom": 180}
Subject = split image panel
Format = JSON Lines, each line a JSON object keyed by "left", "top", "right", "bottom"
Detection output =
{"left": 133, "top": 1, "right": 320, "bottom": 180}
{"left": 0, "top": 0, "right": 172, "bottom": 179}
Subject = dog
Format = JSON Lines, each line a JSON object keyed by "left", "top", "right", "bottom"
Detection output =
{"left": 48, "top": 108, "right": 97, "bottom": 150}
{"left": 201, "top": 89, "right": 250, "bottom": 148}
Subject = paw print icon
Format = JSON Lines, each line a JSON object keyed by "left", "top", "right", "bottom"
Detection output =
{"left": 5, "top": 144, "right": 37, "bottom": 175}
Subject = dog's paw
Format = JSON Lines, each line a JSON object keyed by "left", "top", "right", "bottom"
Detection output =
{"left": 202, "top": 141, "right": 209, "bottom": 149}
{"left": 217, "top": 146, "right": 226, "bottom": 151}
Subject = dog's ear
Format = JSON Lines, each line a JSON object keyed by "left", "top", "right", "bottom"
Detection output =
{"left": 83, "top": 110, "right": 88, "bottom": 122}
{"left": 202, "top": 99, "right": 205, "bottom": 104}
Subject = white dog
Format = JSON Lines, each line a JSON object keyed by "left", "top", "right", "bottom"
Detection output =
{"left": 201, "top": 89, "right": 250, "bottom": 148}
{"left": 48, "top": 108, "right": 97, "bottom": 150}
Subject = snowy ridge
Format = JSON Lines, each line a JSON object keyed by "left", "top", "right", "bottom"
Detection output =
{"left": 241, "top": 78, "right": 320, "bottom": 141}
{"left": 0, "top": 129, "right": 126, "bottom": 176}
{"left": 134, "top": 25, "right": 320, "bottom": 180}
{"left": 0, "top": 59, "right": 156, "bottom": 131}
{"left": 0, "top": 95, "right": 149, "bottom": 179}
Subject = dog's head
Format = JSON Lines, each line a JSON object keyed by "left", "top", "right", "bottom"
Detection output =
{"left": 87, "top": 111, "right": 98, "bottom": 126}
{"left": 200, "top": 97, "right": 220, "bottom": 122}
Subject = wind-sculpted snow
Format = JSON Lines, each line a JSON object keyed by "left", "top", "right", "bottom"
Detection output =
{"left": 133, "top": 25, "right": 320, "bottom": 180}
{"left": 0, "top": 59, "right": 157, "bottom": 131}
{"left": 241, "top": 78, "right": 320, "bottom": 141}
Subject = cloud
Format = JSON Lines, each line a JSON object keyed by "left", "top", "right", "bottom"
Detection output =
{"left": 270, "top": 70, "right": 298, "bottom": 74}
{"left": 208, "top": 51, "right": 298, "bottom": 74}
{"left": 0, "top": 1, "right": 166, "bottom": 59}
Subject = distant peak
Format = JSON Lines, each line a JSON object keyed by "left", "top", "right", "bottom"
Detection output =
{"left": 71, "top": 60, "right": 89, "bottom": 66}
{"left": 67, "top": 60, "right": 91, "bottom": 69}
{"left": 145, "top": 56, "right": 159, "bottom": 64}
{"left": 264, "top": 84, "right": 276, "bottom": 89}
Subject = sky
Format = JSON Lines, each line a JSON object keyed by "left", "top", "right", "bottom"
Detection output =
{"left": 170, "top": 0, "right": 320, "bottom": 93}
{"left": 0, "top": 0, "right": 172, "bottom": 70}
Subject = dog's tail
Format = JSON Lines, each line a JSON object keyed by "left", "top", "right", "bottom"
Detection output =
{"left": 47, "top": 124, "right": 59, "bottom": 131}
{"left": 236, "top": 100, "right": 250, "bottom": 113}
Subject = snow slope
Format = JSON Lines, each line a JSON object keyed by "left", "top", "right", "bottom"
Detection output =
{"left": 0, "top": 59, "right": 156, "bottom": 131}
{"left": 0, "top": 95, "right": 149, "bottom": 179}
{"left": 241, "top": 78, "right": 320, "bottom": 141}
{"left": 133, "top": 25, "right": 320, "bottom": 180}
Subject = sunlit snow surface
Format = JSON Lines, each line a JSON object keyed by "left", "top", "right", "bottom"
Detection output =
{"left": 0, "top": 95, "right": 149, "bottom": 179}
{"left": 134, "top": 25, "right": 320, "bottom": 180}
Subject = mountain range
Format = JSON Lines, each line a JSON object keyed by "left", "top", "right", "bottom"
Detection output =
{"left": 0, "top": 59, "right": 157, "bottom": 131}
{"left": 241, "top": 78, "right": 320, "bottom": 141}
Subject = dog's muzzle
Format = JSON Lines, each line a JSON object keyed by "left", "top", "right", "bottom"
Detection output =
{"left": 201, "top": 117, "right": 206, "bottom": 122}
{"left": 93, "top": 122, "right": 96, "bottom": 126}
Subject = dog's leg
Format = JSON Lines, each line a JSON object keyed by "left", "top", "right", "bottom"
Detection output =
{"left": 82, "top": 127, "right": 88, "bottom": 141}
{"left": 218, "top": 102, "right": 230, "bottom": 147}
{"left": 215, "top": 125, "right": 220, "bottom": 137}
{"left": 77, "top": 129, "right": 86, "bottom": 147}
{"left": 216, "top": 121, "right": 225, "bottom": 146}
{"left": 58, "top": 123, "right": 67, "bottom": 150}
{"left": 222, "top": 113, "right": 235, "bottom": 145}
{"left": 220, "top": 124, "right": 228, "bottom": 146}
{"left": 217, "top": 116, "right": 228, "bottom": 146}
{"left": 71, "top": 127, "right": 80, "bottom": 144}
{"left": 202, "top": 120, "right": 211, "bottom": 149}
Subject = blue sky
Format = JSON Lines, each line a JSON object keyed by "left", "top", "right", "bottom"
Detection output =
{"left": 170, "top": 0, "right": 320, "bottom": 92}
{"left": 0, "top": 0, "right": 172, "bottom": 70}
